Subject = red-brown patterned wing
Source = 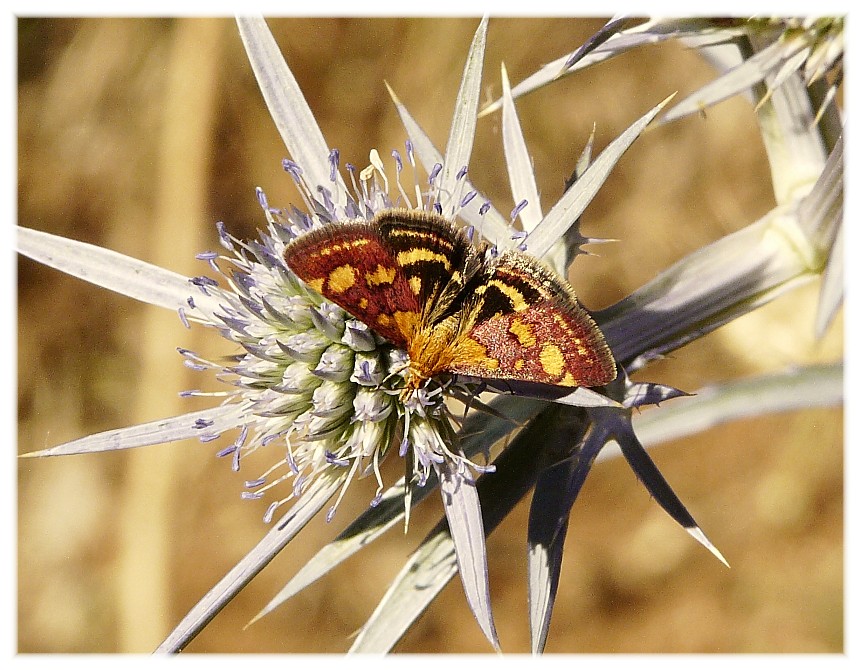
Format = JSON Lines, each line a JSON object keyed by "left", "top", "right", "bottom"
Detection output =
{"left": 448, "top": 250, "right": 616, "bottom": 387}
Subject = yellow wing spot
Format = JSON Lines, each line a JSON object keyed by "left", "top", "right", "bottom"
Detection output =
{"left": 376, "top": 313, "right": 392, "bottom": 328}
{"left": 318, "top": 238, "right": 369, "bottom": 256}
{"left": 487, "top": 279, "right": 528, "bottom": 311}
{"left": 306, "top": 278, "right": 325, "bottom": 293}
{"left": 366, "top": 264, "right": 397, "bottom": 286}
{"left": 358, "top": 298, "right": 368, "bottom": 309}
{"left": 396, "top": 248, "right": 451, "bottom": 269}
{"left": 450, "top": 336, "right": 500, "bottom": 372}
{"left": 508, "top": 318, "right": 537, "bottom": 347}
{"left": 514, "top": 359, "right": 525, "bottom": 371}
{"left": 409, "top": 276, "right": 422, "bottom": 295}
{"left": 539, "top": 344, "right": 566, "bottom": 377}
{"left": 560, "top": 372, "right": 576, "bottom": 386}
{"left": 328, "top": 265, "right": 356, "bottom": 293}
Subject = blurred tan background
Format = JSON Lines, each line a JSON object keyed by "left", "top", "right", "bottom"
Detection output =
{"left": 17, "top": 17, "right": 842, "bottom": 653}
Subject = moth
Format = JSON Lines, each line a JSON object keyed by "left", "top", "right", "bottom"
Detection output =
{"left": 283, "top": 208, "right": 616, "bottom": 393}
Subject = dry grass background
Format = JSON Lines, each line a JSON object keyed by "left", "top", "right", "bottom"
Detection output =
{"left": 17, "top": 17, "right": 842, "bottom": 653}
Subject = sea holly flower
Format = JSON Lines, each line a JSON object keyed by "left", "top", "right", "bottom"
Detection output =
{"left": 17, "top": 17, "right": 841, "bottom": 653}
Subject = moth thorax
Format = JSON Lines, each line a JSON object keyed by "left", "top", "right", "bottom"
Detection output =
{"left": 405, "top": 318, "right": 460, "bottom": 391}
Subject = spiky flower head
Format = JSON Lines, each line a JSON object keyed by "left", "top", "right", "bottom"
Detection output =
{"left": 178, "top": 144, "right": 500, "bottom": 525}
